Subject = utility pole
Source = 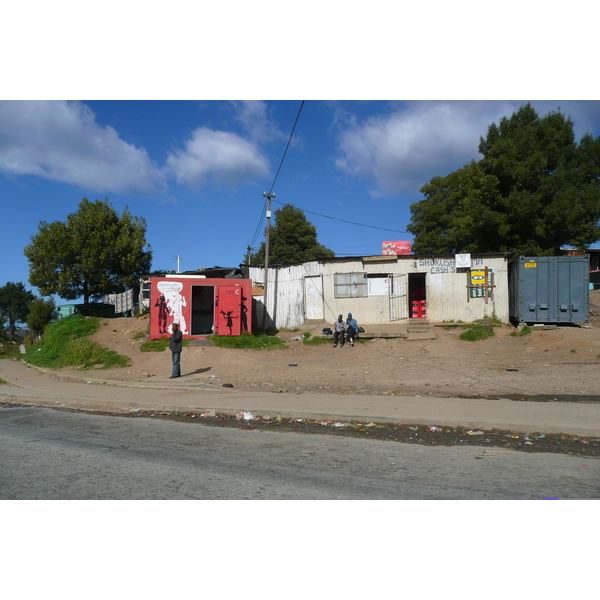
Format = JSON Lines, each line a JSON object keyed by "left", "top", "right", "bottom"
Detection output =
{"left": 174, "top": 255, "right": 182, "bottom": 273}
{"left": 246, "top": 245, "right": 254, "bottom": 265}
{"left": 262, "top": 192, "right": 275, "bottom": 332}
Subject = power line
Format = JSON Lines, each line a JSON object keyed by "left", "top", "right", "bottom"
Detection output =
{"left": 248, "top": 100, "right": 305, "bottom": 253}
{"left": 271, "top": 199, "right": 410, "bottom": 234}
{"left": 266, "top": 101, "right": 305, "bottom": 196}
{"left": 249, "top": 197, "right": 268, "bottom": 249}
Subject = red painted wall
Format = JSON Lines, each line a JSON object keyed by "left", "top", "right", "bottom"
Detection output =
{"left": 150, "top": 277, "right": 252, "bottom": 339}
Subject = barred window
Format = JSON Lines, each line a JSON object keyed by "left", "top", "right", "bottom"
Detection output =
{"left": 334, "top": 272, "right": 367, "bottom": 298}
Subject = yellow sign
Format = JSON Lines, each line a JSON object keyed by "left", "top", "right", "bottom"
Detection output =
{"left": 524, "top": 262, "right": 537, "bottom": 268}
{"left": 470, "top": 270, "right": 487, "bottom": 286}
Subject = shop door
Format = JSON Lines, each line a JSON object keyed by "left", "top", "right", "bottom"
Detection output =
{"left": 408, "top": 273, "right": 427, "bottom": 319}
{"left": 216, "top": 285, "right": 242, "bottom": 336}
{"left": 191, "top": 285, "right": 215, "bottom": 335}
{"left": 304, "top": 275, "right": 324, "bottom": 320}
{"left": 389, "top": 274, "right": 408, "bottom": 321}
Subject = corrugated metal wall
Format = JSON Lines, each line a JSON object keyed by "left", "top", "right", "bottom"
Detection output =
{"left": 247, "top": 262, "right": 322, "bottom": 329}
{"left": 321, "top": 255, "right": 509, "bottom": 324}
{"left": 247, "top": 254, "right": 510, "bottom": 328}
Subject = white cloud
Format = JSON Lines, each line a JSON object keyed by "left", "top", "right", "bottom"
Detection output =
{"left": 0, "top": 100, "right": 165, "bottom": 193}
{"left": 335, "top": 101, "right": 521, "bottom": 197}
{"left": 231, "top": 100, "right": 283, "bottom": 143}
{"left": 166, "top": 126, "right": 270, "bottom": 188}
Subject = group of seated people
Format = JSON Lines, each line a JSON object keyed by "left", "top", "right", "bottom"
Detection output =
{"left": 332, "top": 313, "right": 359, "bottom": 348}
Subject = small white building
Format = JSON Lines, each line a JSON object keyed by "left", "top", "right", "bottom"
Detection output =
{"left": 243, "top": 253, "right": 510, "bottom": 329}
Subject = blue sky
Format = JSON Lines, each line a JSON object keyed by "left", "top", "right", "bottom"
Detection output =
{"left": 2, "top": 99, "right": 600, "bottom": 301}
{"left": 2, "top": 4, "right": 599, "bottom": 304}
{"left": 3, "top": 2, "right": 595, "bottom": 578}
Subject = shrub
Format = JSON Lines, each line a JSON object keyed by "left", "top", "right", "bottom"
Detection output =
{"left": 510, "top": 325, "right": 531, "bottom": 337}
{"left": 459, "top": 324, "right": 495, "bottom": 342}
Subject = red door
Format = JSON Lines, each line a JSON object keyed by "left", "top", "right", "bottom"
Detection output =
{"left": 215, "top": 285, "right": 242, "bottom": 336}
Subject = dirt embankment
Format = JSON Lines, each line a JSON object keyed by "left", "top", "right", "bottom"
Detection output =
{"left": 55, "top": 290, "right": 600, "bottom": 400}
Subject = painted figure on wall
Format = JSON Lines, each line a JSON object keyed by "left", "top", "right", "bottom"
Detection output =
{"left": 220, "top": 310, "right": 239, "bottom": 335}
{"left": 156, "top": 280, "right": 189, "bottom": 335}
{"left": 155, "top": 294, "right": 170, "bottom": 334}
{"left": 167, "top": 291, "right": 188, "bottom": 334}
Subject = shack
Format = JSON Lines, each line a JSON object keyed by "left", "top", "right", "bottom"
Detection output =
{"left": 149, "top": 268, "right": 252, "bottom": 339}
{"left": 244, "top": 253, "right": 510, "bottom": 330}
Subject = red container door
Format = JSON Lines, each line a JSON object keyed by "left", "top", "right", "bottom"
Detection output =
{"left": 215, "top": 285, "right": 242, "bottom": 336}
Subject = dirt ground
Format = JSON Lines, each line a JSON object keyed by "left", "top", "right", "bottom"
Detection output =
{"left": 55, "top": 290, "right": 600, "bottom": 400}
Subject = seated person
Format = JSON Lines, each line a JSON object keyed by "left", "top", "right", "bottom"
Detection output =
{"left": 345, "top": 313, "right": 359, "bottom": 346}
{"left": 332, "top": 314, "right": 346, "bottom": 348}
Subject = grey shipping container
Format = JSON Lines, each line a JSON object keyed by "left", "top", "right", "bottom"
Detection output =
{"left": 509, "top": 255, "right": 589, "bottom": 324}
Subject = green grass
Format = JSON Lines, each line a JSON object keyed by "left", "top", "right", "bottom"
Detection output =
{"left": 510, "top": 325, "right": 531, "bottom": 337}
{"left": 140, "top": 337, "right": 170, "bottom": 352}
{"left": 23, "top": 315, "right": 131, "bottom": 370}
{"left": 459, "top": 323, "right": 495, "bottom": 342}
{"left": 207, "top": 331, "right": 287, "bottom": 349}
{"left": 0, "top": 377, "right": 7, "bottom": 384}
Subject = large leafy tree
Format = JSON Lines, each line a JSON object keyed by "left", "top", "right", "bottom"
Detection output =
{"left": 24, "top": 199, "right": 152, "bottom": 312}
{"left": 250, "top": 204, "right": 335, "bottom": 265}
{"left": 408, "top": 104, "right": 600, "bottom": 255}
{"left": 0, "top": 282, "right": 35, "bottom": 336}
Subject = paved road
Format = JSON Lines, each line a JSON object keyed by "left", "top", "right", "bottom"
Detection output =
{"left": 2, "top": 359, "right": 600, "bottom": 436}
{"left": 1, "top": 405, "right": 598, "bottom": 499}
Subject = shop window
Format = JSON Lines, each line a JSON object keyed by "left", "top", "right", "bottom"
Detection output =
{"left": 334, "top": 272, "right": 367, "bottom": 298}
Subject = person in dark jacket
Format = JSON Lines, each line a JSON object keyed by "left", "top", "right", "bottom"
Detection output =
{"left": 169, "top": 322, "right": 183, "bottom": 379}
{"left": 345, "top": 313, "right": 359, "bottom": 347}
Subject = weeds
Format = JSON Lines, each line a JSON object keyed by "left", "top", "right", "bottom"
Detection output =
{"left": 459, "top": 323, "right": 495, "bottom": 341}
{"left": 132, "top": 327, "right": 148, "bottom": 340}
{"left": 207, "top": 331, "right": 287, "bottom": 350}
{"left": 140, "top": 338, "right": 170, "bottom": 352}
{"left": 510, "top": 325, "right": 531, "bottom": 337}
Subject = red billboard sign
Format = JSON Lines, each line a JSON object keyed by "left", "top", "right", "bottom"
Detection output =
{"left": 382, "top": 241, "right": 412, "bottom": 255}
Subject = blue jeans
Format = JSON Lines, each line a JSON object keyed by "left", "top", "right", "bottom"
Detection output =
{"left": 171, "top": 352, "right": 181, "bottom": 377}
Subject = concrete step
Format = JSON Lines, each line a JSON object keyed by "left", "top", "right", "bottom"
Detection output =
{"left": 405, "top": 319, "right": 437, "bottom": 341}
{"left": 360, "top": 331, "right": 408, "bottom": 339}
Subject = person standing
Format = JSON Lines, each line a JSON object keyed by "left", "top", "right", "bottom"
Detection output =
{"left": 169, "top": 321, "right": 183, "bottom": 379}
{"left": 346, "top": 313, "right": 359, "bottom": 347}
{"left": 332, "top": 314, "right": 346, "bottom": 348}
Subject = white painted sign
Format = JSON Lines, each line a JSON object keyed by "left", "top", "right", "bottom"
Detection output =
{"left": 455, "top": 253, "right": 471, "bottom": 268}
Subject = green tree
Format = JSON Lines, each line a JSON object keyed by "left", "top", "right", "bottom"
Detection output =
{"left": 250, "top": 204, "right": 335, "bottom": 265}
{"left": 24, "top": 198, "right": 152, "bottom": 313}
{"left": 26, "top": 297, "right": 58, "bottom": 339}
{"left": 0, "top": 282, "right": 36, "bottom": 336}
{"left": 408, "top": 103, "right": 600, "bottom": 255}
